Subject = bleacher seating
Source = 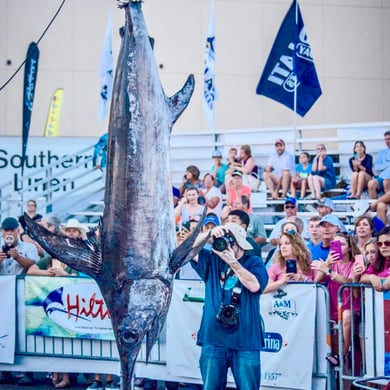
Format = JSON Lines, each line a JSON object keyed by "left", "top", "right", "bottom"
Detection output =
{"left": 67, "top": 123, "right": 389, "bottom": 234}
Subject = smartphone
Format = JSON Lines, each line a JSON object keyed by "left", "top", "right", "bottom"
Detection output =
{"left": 286, "top": 259, "right": 297, "bottom": 274}
{"left": 355, "top": 254, "right": 365, "bottom": 269}
{"left": 330, "top": 240, "right": 342, "bottom": 260}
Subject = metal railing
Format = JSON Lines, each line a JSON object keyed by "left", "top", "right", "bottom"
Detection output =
{"left": 0, "top": 144, "right": 105, "bottom": 221}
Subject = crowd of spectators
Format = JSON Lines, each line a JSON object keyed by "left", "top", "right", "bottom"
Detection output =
{"left": 1, "top": 130, "right": 389, "bottom": 388}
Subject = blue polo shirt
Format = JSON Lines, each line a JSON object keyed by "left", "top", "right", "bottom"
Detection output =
{"left": 191, "top": 249, "right": 268, "bottom": 350}
{"left": 310, "top": 241, "right": 330, "bottom": 261}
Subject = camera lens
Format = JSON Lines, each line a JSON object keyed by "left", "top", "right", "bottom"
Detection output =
{"left": 212, "top": 237, "right": 228, "bottom": 251}
{"left": 222, "top": 306, "right": 233, "bottom": 318}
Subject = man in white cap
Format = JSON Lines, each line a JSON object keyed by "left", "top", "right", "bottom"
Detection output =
{"left": 263, "top": 139, "right": 295, "bottom": 199}
{"left": 191, "top": 222, "right": 268, "bottom": 390}
{"left": 310, "top": 214, "right": 340, "bottom": 261}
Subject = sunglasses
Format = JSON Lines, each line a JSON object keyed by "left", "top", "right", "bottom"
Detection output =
{"left": 377, "top": 241, "right": 390, "bottom": 248}
{"left": 285, "top": 206, "right": 296, "bottom": 209}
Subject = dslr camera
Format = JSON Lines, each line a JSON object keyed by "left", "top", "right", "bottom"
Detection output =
{"left": 212, "top": 233, "right": 235, "bottom": 252}
{"left": 2, "top": 235, "right": 15, "bottom": 257}
{"left": 216, "top": 287, "right": 242, "bottom": 329}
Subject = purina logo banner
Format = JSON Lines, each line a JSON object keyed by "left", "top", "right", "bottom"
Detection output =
{"left": 256, "top": 0, "right": 322, "bottom": 117}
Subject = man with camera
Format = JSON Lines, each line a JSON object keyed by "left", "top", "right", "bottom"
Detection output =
{"left": 0, "top": 217, "right": 39, "bottom": 275}
{"left": 191, "top": 222, "right": 268, "bottom": 389}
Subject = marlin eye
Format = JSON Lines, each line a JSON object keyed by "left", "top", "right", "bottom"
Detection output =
{"left": 120, "top": 329, "right": 139, "bottom": 345}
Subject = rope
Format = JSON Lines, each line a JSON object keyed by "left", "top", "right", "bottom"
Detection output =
{"left": 0, "top": 0, "right": 67, "bottom": 92}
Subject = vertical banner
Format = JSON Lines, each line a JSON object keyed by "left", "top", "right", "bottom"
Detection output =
{"left": 98, "top": 11, "right": 113, "bottom": 124}
{"left": 203, "top": 0, "right": 217, "bottom": 130}
{"left": 256, "top": 0, "right": 322, "bottom": 116}
{"left": 22, "top": 42, "right": 40, "bottom": 175}
{"left": 44, "top": 88, "right": 64, "bottom": 137}
{"left": 0, "top": 276, "right": 16, "bottom": 364}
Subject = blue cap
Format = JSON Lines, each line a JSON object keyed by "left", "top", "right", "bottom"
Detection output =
{"left": 203, "top": 214, "right": 220, "bottom": 227}
{"left": 319, "top": 214, "right": 340, "bottom": 227}
{"left": 315, "top": 198, "right": 334, "bottom": 210}
{"left": 285, "top": 197, "right": 297, "bottom": 206}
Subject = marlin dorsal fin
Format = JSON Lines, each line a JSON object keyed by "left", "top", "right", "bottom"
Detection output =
{"left": 168, "top": 74, "right": 195, "bottom": 126}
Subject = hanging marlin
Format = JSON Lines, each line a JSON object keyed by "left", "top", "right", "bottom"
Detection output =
{"left": 25, "top": 1, "right": 208, "bottom": 388}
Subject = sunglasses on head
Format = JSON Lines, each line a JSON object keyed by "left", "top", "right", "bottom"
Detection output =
{"left": 377, "top": 241, "right": 390, "bottom": 248}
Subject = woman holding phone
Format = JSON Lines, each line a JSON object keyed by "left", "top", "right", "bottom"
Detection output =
{"left": 264, "top": 232, "right": 313, "bottom": 293}
{"left": 311, "top": 232, "right": 361, "bottom": 368}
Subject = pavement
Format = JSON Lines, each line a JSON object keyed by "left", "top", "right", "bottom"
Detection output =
{"left": 0, "top": 372, "right": 98, "bottom": 390}
{"left": 0, "top": 374, "right": 168, "bottom": 390}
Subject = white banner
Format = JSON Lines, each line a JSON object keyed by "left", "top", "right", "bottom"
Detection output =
{"left": 261, "top": 284, "right": 317, "bottom": 389}
{"left": 0, "top": 275, "right": 16, "bottom": 363}
{"left": 166, "top": 281, "right": 319, "bottom": 389}
{"left": 24, "top": 276, "right": 114, "bottom": 340}
{"left": 167, "top": 280, "right": 203, "bottom": 379}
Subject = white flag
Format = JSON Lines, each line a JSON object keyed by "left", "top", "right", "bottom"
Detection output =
{"left": 204, "top": 0, "right": 217, "bottom": 130}
{"left": 98, "top": 12, "right": 113, "bottom": 124}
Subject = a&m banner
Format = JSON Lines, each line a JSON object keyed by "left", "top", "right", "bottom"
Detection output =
{"left": 25, "top": 276, "right": 114, "bottom": 341}
{"left": 167, "top": 281, "right": 318, "bottom": 389}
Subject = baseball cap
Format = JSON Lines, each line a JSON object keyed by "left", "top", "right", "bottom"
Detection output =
{"left": 1, "top": 217, "right": 19, "bottom": 230}
{"left": 315, "top": 198, "right": 334, "bottom": 210}
{"left": 284, "top": 197, "right": 297, "bottom": 206}
{"left": 203, "top": 214, "right": 220, "bottom": 227}
{"left": 319, "top": 214, "right": 340, "bottom": 227}
{"left": 224, "top": 222, "right": 253, "bottom": 250}
{"left": 275, "top": 139, "right": 285, "bottom": 146}
{"left": 231, "top": 170, "right": 243, "bottom": 177}
{"left": 212, "top": 149, "right": 222, "bottom": 158}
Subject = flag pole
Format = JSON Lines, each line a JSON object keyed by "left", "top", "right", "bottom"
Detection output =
{"left": 293, "top": 0, "right": 298, "bottom": 154}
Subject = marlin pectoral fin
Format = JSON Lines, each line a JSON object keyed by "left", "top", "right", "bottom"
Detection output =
{"left": 24, "top": 214, "right": 102, "bottom": 277}
{"left": 168, "top": 74, "right": 195, "bottom": 125}
{"left": 169, "top": 208, "right": 210, "bottom": 274}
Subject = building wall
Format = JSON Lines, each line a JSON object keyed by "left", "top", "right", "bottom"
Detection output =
{"left": 0, "top": 0, "right": 389, "bottom": 138}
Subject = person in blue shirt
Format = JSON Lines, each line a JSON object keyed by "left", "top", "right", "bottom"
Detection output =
{"left": 92, "top": 133, "right": 108, "bottom": 170}
{"left": 307, "top": 144, "right": 336, "bottom": 201}
{"left": 368, "top": 130, "right": 390, "bottom": 199}
{"left": 191, "top": 222, "right": 268, "bottom": 390}
{"left": 211, "top": 149, "right": 229, "bottom": 192}
{"left": 310, "top": 214, "right": 340, "bottom": 261}
{"left": 290, "top": 151, "right": 312, "bottom": 199}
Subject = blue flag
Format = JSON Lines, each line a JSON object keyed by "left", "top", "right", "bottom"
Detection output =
{"left": 22, "top": 42, "right": 39, "bottom": 176}
{"left": 256, "top": 0, "right": 321, "bottom": 117}
{"left": 98, "top": 12, "right": 113, "bottom": 124}
{"left": 204, "top": 0, "right": 217, "bottom": 129}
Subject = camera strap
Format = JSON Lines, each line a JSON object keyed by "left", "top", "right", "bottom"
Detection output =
{"left": 220, "top": 266, "right": 244, "bottom": 306}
